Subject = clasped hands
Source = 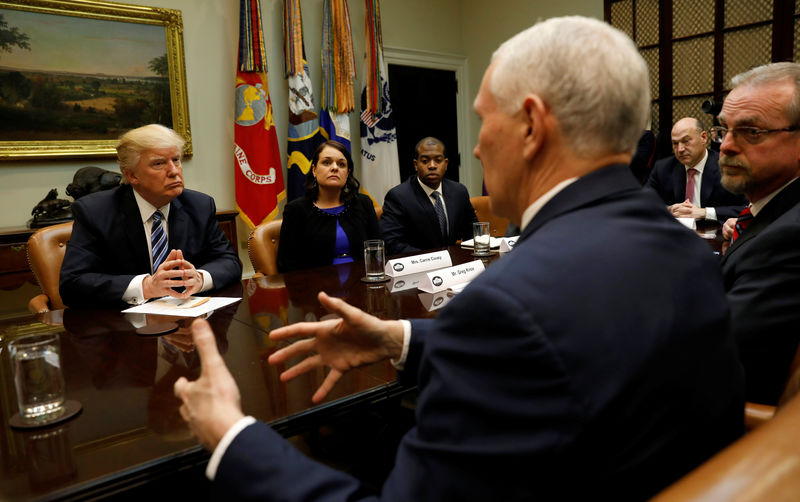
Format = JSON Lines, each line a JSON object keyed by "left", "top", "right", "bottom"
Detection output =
{"left": 669, "top": 199, "right": 706, "bottom": 219}
{"left": 143, "top": 249, "right": 203, "bottom": 300}
{"left": 173, "top": 292, "right": 405, "bottom": 450}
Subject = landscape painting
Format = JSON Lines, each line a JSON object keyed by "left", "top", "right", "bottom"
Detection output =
{"left": 0, "top": 0, "right": 191, "bottom": 160}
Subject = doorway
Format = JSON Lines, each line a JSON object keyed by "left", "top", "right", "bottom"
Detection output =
{"left": 387, "top": 65, "right": 461, "bottom": 183}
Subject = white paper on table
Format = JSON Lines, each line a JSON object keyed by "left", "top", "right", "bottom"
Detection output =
{"left": 461, "top": 237, "right": 502, "bottom": 249}
{"left": 417, "top": 260, "right": 485, "bottom": 293}
{"left": 499, "top": 237, "right": 517, "bottom": 253}
{"left": 122, "top": 296, "right": 241, "bottom": 317}
{"left": 385, "top": 250, "right": 452, "bottom": 277}
{"left": 676, "top": 217, "right": 696, "bottom": 230}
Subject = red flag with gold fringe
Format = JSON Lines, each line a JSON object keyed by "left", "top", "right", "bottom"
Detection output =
{"left": 234, "top": 0, "right": 285, "bottom": 228}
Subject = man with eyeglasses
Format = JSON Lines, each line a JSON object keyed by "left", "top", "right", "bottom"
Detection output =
{"left": 60, "top": 124, "right": 241, "bottom": 308}
{"left": 715, "top": 62, "right": 800, "bottom": 406}
{"left": 646, "top": 117, "right": 747, "bottom": 222}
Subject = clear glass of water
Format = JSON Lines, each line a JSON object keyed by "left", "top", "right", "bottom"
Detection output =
{"left": 9, "top": 334, "right": 66, "bottom": 424}
{"left": 473, "top": 222, "right": 491, "bottom": 256}
{"left": 364, "top": 239, "right": 386, "bottom": 281}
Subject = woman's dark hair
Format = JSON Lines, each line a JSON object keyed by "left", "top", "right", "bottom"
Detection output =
{"left": 305, "top": 140, "right": 361, "bottom": 204}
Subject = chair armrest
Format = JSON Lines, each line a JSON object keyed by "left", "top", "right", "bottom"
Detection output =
{"left": 744, "top": 401, "right": 775, "bottom": 430}
{"left": 28, "top": 294, "right": 51, "bottom": 314}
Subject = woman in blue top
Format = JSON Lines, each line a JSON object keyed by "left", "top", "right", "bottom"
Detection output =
{"left": 277, "top": 140, "right": 380, "bottom": 273}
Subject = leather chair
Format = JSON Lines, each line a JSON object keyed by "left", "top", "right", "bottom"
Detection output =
{"left": 248, "top": 219, "right": 282, "bottom": 276}
{"left": 744, "top": 343, "right": 800, "bottom": 430}
{"left": 375, "top": 205, "right": 383, "bottom": 220}
{"left": 470, "top": 196, "right": 510, "bottom": 237}
{"left": 27, "top": 222, "right": 73, "bottom": 313}
{"left": 653, "top": 391, "right": 800, "bottom": 500}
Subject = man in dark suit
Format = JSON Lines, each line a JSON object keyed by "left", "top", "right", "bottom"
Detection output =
{"left": 647, "top": 117, "right": 747, "bottom": 222}
{"left": 174, "top": 17, "right": 743, "bottom": 500}
{"left": 716, "top": 62, "right": 800, "bottom": 406}
{"left": 60, "top": 124, "right": 241, "bottom": 309}
{"left": 380, "top": 137, "right": 477, "bottom": 255}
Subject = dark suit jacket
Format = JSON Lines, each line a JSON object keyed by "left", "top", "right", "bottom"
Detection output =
{"left": 721, "top": 178, "right": 800, "bottom": 405}
{"left": 212, "top": 165, "right": 744, "bottom": 501}
{"left": 646, "top": 149, "right": 747, "bottom": 221}
{"left": 60, "top": 184, "right": 241, "bottom": 308}
{"left": 380, "top": 176, "right": 477, "bottom": 255}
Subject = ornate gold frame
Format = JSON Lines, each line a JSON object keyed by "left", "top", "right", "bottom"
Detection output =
{"left": 0, "top": 0, "right": 191, "bottom": 160}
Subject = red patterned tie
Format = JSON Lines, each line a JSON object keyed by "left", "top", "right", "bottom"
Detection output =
{"left": 731, "top": 206, "right": 753, "bottom": 244}
{"left": 685, "top": 168, "right": 698, "bottom": 204}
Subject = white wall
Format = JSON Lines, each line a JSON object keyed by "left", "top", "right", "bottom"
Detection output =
{"left": 0, "top": 0, "right": 600, "bottom": 234}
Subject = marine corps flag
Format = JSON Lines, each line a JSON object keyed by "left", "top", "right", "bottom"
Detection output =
{"left": 235, "top": 0, "right": 285, "bottom": 228}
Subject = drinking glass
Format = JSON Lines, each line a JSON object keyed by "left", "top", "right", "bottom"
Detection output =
{"left": 364, "top": 239, "right": 386, "bottom": 281}
{"left": 472, "top": 222, "right": 491, "bottom": 256}
{"left": 9, "top": 334, "right": 66, "bottom": 424}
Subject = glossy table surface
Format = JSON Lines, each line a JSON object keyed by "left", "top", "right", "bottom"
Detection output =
{"left": 0, "top": 245, "right": 495, "bottom": 500}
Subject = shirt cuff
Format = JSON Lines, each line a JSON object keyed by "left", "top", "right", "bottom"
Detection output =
{"left": 390, "top": 320, "right": 412, "bottom": 370}
{"left": 199, "top": 269, "right": 214, "bottom": 292}
{"left": 705, "top": 207, "right": 717, "bottom": 221}
{"left": 122, "top": 274, "right": 149, "bottom": 305}
{"left": 205, "top": 415, "right": 257, "bottom": 480}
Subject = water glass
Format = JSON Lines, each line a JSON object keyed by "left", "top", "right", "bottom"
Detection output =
{"left": 9, "top": 334, "right": 66, "bottom": 423}
{"left": 364, "top": 239, "right": 386, "bottom": 281}
{"left": 473, "top": 222, "right": 491, "bottom": 256}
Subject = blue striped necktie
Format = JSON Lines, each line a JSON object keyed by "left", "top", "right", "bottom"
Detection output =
{"left": 432, "top": 191, "right": 448, "bottom": 238}
{"left": 151, "top": 210, "right": 168, "bottom": 272}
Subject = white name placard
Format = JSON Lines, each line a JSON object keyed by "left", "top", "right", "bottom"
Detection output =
{"left": 385, "top": 250, "right": 452, "bottom": 277}
{"left": 417, "top": 260, "right": 485, "bottom": 293}
{"left": 386, "top": 271, "right": 430, "bottom": 292}
{"left": 499, "top": 237, "right": 517, "bottom": 253}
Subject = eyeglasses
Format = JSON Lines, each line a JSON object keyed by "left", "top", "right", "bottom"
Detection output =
{"left": 710, "top": 125, "right": 800, "bottom": 144}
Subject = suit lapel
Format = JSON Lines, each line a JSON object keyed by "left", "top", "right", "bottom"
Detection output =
{"left": 119, "top": 185, "right": 152, "bottom": 273}
{"left": 168, "top": 196, "right": 187, "bottom": 253}
{"left": 411, "top": 176, "right": 442, "bottom": 244}
{"left": 440, "top": 179, "right": 455, "bottom": 236}
{"left": 672, "top": 159, "right": 686, "bottom": 203}
{"left": 700, "top": 150, "right": 716, "bottom": 206}
{"left": 721, "top": 178, "right": 800, "bottom": 264}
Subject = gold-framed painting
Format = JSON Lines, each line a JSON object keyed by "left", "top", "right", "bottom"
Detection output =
{"left": 0, "top": 0, "right": 191, "bottom": 160}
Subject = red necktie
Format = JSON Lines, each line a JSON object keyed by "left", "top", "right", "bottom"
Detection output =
{"left": 731, "top": 206, "right": 753, "bottom": 244}
{"left": 685, "top": 168, "right": 698, "bottom": 204}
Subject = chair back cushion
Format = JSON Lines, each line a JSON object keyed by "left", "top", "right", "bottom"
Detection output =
{"left": 248, "top": 219, "right": 282, "bottom": 275}
{"left": 470, "top": 196, "right": 511, "bottom": 237}
{"left": 27, "top": 222, "right": 73, "bottom": 310}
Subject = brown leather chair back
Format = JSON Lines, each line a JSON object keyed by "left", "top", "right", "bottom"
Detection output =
{"left": 470, "top": 196, "right": 510, "bottom": 237}
{"left": 248, "top": 219, "right": 282, "bottom": 276}
{"left": 27, "top": 222, "right": 73, "bottom": 312}
{"left": 375, "top": 205, "right": 383, "bottom": 220}
{"left": 654, "top": 392, "right": 800, "bottom": 501}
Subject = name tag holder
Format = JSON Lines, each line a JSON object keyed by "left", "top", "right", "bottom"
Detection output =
{"left": 385, "top": 250, "right": 452, "bottom": 277}
{"left": 417, "top": 260, "right": 485, "bottom": 293}
{"left": 499, "top": 237, "right": 517, "bottom": 253}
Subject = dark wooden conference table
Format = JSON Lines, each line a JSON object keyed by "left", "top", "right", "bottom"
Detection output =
{"left": 0, "top": 245, "right": 495, "bottom": 501}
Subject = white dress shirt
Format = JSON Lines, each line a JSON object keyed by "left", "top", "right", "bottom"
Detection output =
{"left": 121, "top": 189, "right": 213, "bottom": 304}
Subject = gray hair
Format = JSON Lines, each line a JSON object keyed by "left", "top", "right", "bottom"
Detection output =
{"left": 730, "top": 62, "right": 800, "bottom": 127}
{"left": 117, "top": 124, "right": 185, "bottom": 183}
{"left": 489, "top": 16, "right": 650, "bottom": 157}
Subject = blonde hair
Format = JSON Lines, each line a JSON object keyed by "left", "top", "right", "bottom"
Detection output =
{"left": 117, "top": 124, "right": 185, "bottom": 183}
